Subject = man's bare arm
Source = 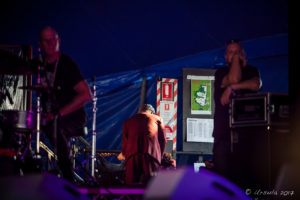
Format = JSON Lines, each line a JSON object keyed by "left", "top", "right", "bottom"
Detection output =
{"left": 59, "top": 80, "right": 92, "bottom": 116}
{"left": 231, "top": 77, "right": 261, "bottom": 91}
{"left": 221, "top": 55, "right": 243, "bottom": 88}
{"left": 220, "top": 77, "right": 261, "bottom": 105}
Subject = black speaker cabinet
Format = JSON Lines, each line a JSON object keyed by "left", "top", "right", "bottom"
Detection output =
{"left": 229, "top": 93, "right": 290, "bottom": 190}
{"left": 230, "top": 92, "right": 289, "bottom": 128}
{"left": 0, "top": 172, "right": 88, "bottom": 200}
{"left": 230, "top": 126, "right": 290, "bottom": 191}
{"left": 145, "top": 167, "right": 249, "bottom": 200}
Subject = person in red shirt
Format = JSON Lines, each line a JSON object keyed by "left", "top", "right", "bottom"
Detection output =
{"left": 122, "top": 104, "right": 166, "bottom": 185}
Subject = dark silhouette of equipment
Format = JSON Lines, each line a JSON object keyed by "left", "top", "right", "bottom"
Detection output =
{"left": 229, "top": 92, "right": 290, "bottom": 190}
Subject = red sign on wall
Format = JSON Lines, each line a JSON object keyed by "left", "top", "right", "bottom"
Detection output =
{"left": 162, "top": 82, "right": 173, "bottom": 101}
{"left": 165, "top": 103, "right": 169, "bottom": 110}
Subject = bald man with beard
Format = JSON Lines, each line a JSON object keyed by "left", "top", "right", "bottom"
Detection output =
{"left": 36, "top": 26, "right": 92, "bottom": 181}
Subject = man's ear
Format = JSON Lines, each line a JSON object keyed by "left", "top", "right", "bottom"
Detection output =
{"left": 224, "top": 53, "right": 228, "bottom": 62}
{"left": 56, "top": 38, "right": 61, "bottom": 50}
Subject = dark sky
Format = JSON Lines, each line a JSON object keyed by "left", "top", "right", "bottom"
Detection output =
{"left": 0, "top": 0, "right": 288, "bottom": 78}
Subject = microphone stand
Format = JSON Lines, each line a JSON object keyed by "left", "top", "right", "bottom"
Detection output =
{"left": 91, "top": 76, "right": 97, "bottom": 177}
{"left": 36, "top": 48, "right": 42, "bottom": 155}
{"left": 32, "top": 48, "right": 43, "bottom": 170}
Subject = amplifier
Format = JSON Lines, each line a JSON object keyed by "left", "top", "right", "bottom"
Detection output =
{"left": 229, "top": 92, "right": 289, "bottom": 128}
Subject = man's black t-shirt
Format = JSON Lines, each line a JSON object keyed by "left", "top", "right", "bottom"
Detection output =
{"left": 39, "top": 53, "right": 87, "bottom": 128}
{"left": 213, "top": 65, "right": 260, "bottom": 140}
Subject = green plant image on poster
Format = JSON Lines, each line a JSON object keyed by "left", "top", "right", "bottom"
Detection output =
{"left": 191, "top": 79, "right": 212, "bottom": 114}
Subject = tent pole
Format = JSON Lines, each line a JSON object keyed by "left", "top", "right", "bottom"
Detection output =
{"left": 138, "top": 76, "right": 147, "bottom": 112}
